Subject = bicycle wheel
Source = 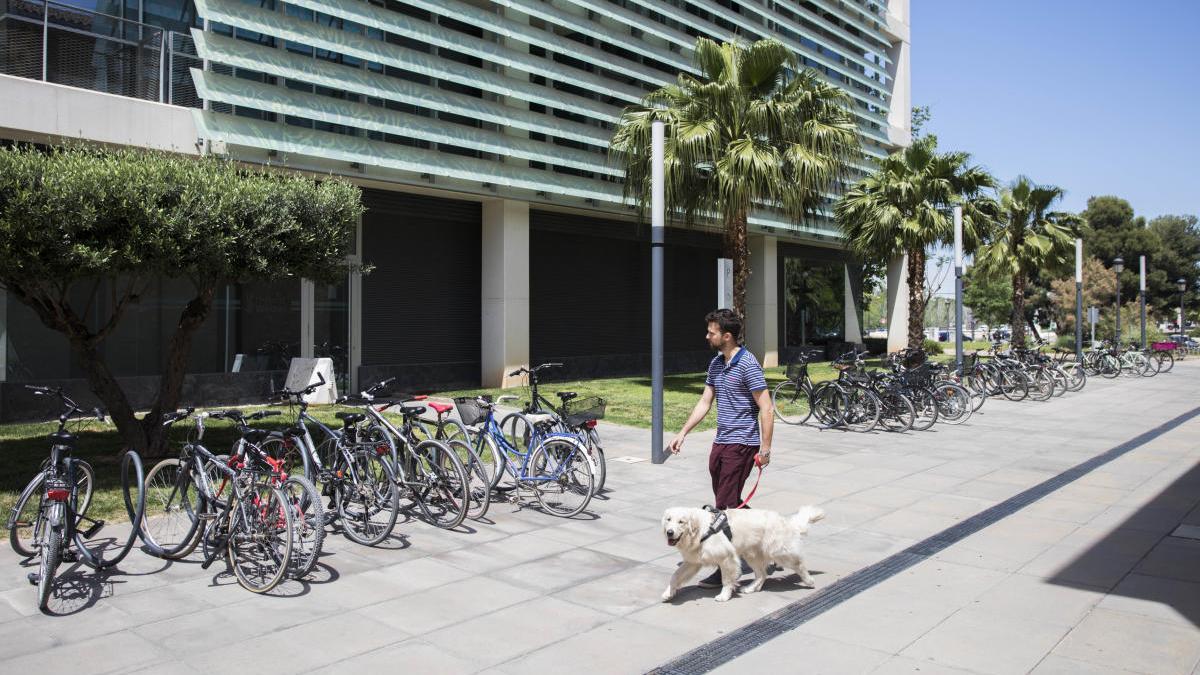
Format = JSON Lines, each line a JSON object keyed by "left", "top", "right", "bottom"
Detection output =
{"left": 335, "top": 448, "right": 400, "bottom": 546}
{"left": 37, "top": 524, "right": 62, "bottom": 612}
{"left": 585, "top": 428, "right": 607, "bottom": 493}
{"left": 809, "top": 383, "right": 843, "bottom": 427}
{"left": 8, "top": 474, "right": 45, "bottom": 558}
{"left": 1000, "top": 369, "right": 1030, "bottom": 401}
{"left": 876, "top": 390, "right": 915, "bottom": 433}
{"left": 1049, "top": 368, "right": 1069, "bottom": 397}
{"left": 772, "top": 380, "right": 812, "bottom": 425}
{"left": 1156, "top": 350, "right": 1175, "bottom": 373}
{"left": 407, "top": 440, "right": 469, "bottom": 530}
{"left": 280, "top": 474, "right": 324, "bottom": 578}
{"left": 1028, "top": 368, "right": 1055, "bottom": 401}
{"left": 1136, "top": 353, "right": 1156, "bottom": 377}
{"left": 440, "top": 419, "right": 472, "bottom": 446}
{"left": 909, "top": 388, "right": 939, "bottom": 431}
{"left": 140, "top": 458, "right": 204, "bottom": 559}
{"left": 448, "top": 438, "right": 491, "bottom": 520}
{"left": 932, "top": 382, "right": 973, "bottom": 424}
{"left": 839, "top": 387, "right": 879, "bottom": 433}
{"left": 529, "top": 437, "right": 594, "bottom": 518}
{"left": 1063, "top": 363, "right": 1087, "bottom": 392}
{"left": 226, "top": 482, "right": 293, "bottom": 594}
{"left": 474, "top": 432, "right": 505, "bottom": 490}
{"left": 1099, "top": 354, "right": 1120, "bottom": 378}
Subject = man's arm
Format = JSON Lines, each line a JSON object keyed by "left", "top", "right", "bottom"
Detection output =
{"left": 753, "top": 387, "right": 774, "bottom": 466}
{"left": 668, "top": 385, "right": 715, "bottom": 454}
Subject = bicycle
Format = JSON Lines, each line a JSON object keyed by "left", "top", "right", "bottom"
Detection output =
{"left": 265, "top": 378, "right": 403, "bottom": 544}
{"left": 466, "top": 394, "right": 595, "bottom": 517}
{"left": 410, "top": 397, "right": 493, "bottom": 520}
{"left": 810, "top": 351, "right": 881, "bottom": 433}
{"left": 142, "top": 409, "right": 295, "bottom": 593}
{"left": 503, "top": 363, "right": 608, "bottom": 493}
{"left": 7, "top": 386, "right": 146, "bottom": 612}
{"left": 772, "top": 356, "right": 814, "bottom": 426}
{"left": 342, "top": 380, "right": 470, "bottom": 530}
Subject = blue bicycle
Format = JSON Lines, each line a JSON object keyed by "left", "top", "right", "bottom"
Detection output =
{"left": 456, "top": 395, "right": 594, "bottom": 518}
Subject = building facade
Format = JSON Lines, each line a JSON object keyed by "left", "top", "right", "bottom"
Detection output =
{"left": 0, "top": 0, "right": 910, "bottom": 418}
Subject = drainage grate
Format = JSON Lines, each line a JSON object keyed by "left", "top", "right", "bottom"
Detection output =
{"left": 648, "top": 406, "right": 1200, "bottom": 675}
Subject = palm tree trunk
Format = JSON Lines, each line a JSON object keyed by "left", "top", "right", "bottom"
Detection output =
{"left": 906, "top": 247, "right": 927, "bottom": 349}
{"left": 1011, "top": 273, "right": 1026, "bottom": 348}
{"left": 726, "top": 211, "right": 750, "bottom": 320}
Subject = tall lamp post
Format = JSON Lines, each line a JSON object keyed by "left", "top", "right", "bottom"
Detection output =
{"left": 953, "top": 205, "right": 964, "bottom": 375}
{"left": 1179, "top": 278, "right": 1188, "bottom": 336}
{"left": 1074, "top": 239, "right": 1083, "bottom": 361}
{"left": 1113, "top": 257, "right": 1124, "bottom": 344}
{"left": 650, "top": 120, "right": 665, "bottom": 464}
{"left": 1139, "top": 255, "right": 1147, "bottom": 349}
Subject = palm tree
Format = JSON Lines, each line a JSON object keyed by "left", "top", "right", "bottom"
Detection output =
{"left": 975, "top": 177, "right": 1083, "bottom": 348}
{"left": 835, "top": 136, "right": 997, "bottom": 348}
{"left": 610, "top": 38, "right": 860, "bottom": 318}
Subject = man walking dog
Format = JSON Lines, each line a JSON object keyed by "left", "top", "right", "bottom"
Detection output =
{"left": 668, "top": 308, "right": 773, "bottom": 587}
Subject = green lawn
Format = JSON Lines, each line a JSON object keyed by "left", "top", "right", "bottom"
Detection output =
{"left": 0, "top": 352, "right": 961, "bottom": 535}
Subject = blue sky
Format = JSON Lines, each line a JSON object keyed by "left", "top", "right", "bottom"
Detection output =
{"left": 911, "top": 0, "right": 1199, "bottom": 221}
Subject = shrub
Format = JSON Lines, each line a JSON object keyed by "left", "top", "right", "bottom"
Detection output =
{"left": 922, "top": 339, "right": 944, "bottom": 355}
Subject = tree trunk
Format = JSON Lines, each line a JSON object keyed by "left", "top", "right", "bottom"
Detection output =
{"left": 726, "top": 211, "right": 750, "bottom": 321}
{"left": 1011, "top": 273, "right": 1027, "bottom": 348}
{"left": 140, "top": 285, "right": 217, "bottom": 455}
{"left": 906, "top": 247, "right": 927, "bottom": 349}
{"left": 69, "top": 337, "right": 148, "bottom": 454}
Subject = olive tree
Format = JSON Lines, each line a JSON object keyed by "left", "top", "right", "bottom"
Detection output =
{"left": 0, "top": 145, "right": 363, "bottom": 454}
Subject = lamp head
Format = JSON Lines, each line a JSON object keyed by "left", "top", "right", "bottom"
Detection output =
{"left": 1113, "top": 257, "right": 1124, "bottom": 274}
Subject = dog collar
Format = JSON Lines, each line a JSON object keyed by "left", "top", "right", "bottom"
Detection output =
{"left": 700, "top": 505, "right": 733, "bottom": 543}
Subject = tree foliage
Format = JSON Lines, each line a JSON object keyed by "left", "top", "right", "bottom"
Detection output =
{"left": 963, "top": 268, "right": 1013, "bottom": 328}
{"left": 610, "top": 37, "right": 860, "bottom": 318}
{"left": 0, "top": 144, "right": 363, "bottom": 454}
{"left": 835, "top": 135, "right": 997, "bottom": 348}
{"left": 975, "top": 177, "right": 1082, "bottom": 347}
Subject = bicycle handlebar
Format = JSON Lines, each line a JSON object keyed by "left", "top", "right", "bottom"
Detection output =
{"left": 272, "top": 372, "right": 328, "bottom": 400}
{"left": 507, "top": 363, "right": 563, "bottom": 377}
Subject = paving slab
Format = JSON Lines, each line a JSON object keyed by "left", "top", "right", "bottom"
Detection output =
{"left": 2, "top": 362, "right": 1199, "bottom": 674}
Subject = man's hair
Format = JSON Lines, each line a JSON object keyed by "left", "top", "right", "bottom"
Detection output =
{"left": 705, "top": 308, "right": 742, "bottom": 341}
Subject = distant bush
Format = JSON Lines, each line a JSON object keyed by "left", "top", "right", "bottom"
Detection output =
{"left": 923, "top": 339, "right": 944, "bottom": 355}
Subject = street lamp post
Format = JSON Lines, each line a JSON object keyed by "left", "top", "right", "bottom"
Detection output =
{"left": 1139, "top": 256, "right": 1147, "bottom": 349}
{"left": 650, "top": 120, "right": 665, "bottom": 464}
{"left": 1179, "top": 278, "right": 1188, "bottom": 336}
{"left": 1113, "top": 257, "right": 1124, "bottom": 344}
{"left": 953, "top": 206, "right": 964, "bottom": 375}
{"left": 1074, "top": 239, "right": 1083, "bottom": 361}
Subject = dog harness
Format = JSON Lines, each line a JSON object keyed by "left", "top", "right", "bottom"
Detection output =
{"left": 700, "top": 505, "right": 733, "bottom": 543}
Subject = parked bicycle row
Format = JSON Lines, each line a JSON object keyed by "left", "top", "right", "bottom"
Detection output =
{"left": 8, "top": 365, "right": 609, "bottom": 608}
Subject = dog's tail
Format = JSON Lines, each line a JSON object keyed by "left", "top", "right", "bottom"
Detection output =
{"left": 791, "top": 505, "right": 826, "bottom": 533}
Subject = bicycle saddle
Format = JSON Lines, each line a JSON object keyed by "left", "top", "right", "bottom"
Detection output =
{"left": 401, "top": 406, "right": 426, "bottom": 417}
{"left": 428, "top": 402, "right": 453, "bottom": 415}
{"left": 335, "top": 412, "right": 366, "bottom": 425}
{"left": 525, "top": 412, "right": 556, "bottom": 425}
{"left": 556, "top": 391, "right": 578, "bottom": 402}
{"left": 240, "top": 428, "right": 271, "bottom": 444}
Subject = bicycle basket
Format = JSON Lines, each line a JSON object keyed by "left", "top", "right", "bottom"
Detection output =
{"left": 453, "top": 396, "right": 488, "bottom": 426}
{"left": 785, "top": 361, "right": 808, "bottom": 380}
{"left": 843, "top": 369, "right": 871, "bottom": 385}
{"left": 963, "top": 353, "right": 978, "bottom": 370}
{"left": 563, "top": 396, "right": 606, "bottom": 427}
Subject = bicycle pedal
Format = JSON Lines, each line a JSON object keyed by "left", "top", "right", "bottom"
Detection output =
{"left": 26, "top": 572, "right": 39, "bottom": 586}
{"left": 62, "top": 549, "right": 78, "bottom": 563}
{"left": 80, "top": 520, "right": 105, "bottom": 539}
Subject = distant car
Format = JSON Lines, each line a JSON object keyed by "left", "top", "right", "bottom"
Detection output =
{"left": 1170, "top": 334, "right": 1199, "bottom": 349}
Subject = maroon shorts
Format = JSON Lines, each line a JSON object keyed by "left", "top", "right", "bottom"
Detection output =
{"left": 709, "top": 442, "right": 759, "bottom": 510}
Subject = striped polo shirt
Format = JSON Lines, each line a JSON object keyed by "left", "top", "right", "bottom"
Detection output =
{"left": 705, "top": 347, "right": 768, "bottom": 445}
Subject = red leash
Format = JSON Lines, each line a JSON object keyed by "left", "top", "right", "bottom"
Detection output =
{"left": 734, "top": 454, "right": 764, "bottom": 509}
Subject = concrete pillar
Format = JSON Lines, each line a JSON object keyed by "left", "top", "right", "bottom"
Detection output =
{"left": 745, "top": 235, "right": 778, "bottom": 368}
{"left": 481, "top": 199, "right": 530, "bottom": 388}
{"left": 300, "top": 279, "right": 315, "bottom": 359}
{"left": 886, "top": 254, "right": 910, "bottom": 352}
{"left": 844, "top": 264, "right": 863, "bottom": 343}
{"left": 885, "top": 0, "right": 912, "bottom": 148}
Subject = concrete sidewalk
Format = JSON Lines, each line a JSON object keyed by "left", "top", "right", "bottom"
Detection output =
{"left": 1, "top": 363, "right": 1198, "bottom": 674}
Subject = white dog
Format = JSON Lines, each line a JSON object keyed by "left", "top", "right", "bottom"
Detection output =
{"left": 661, "top": 505, "right": 825, "bottom": 602}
